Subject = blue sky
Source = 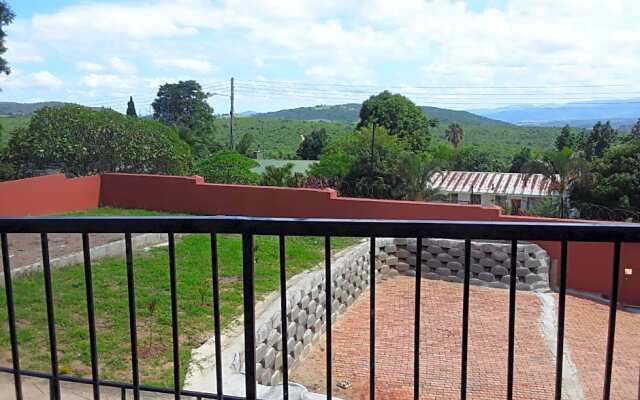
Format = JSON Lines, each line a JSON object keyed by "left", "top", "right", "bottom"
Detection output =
{"left": 1, "top": 0, "right": 639, "bottom": 114}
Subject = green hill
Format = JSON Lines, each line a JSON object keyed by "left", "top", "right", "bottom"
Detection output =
{"left": 0, "top": 101, "right": 69, "bottom": 116}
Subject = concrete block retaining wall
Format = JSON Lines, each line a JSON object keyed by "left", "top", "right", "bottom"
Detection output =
{"left": 394, "top": 238, "right": 551, "bottom": 291}
{"left": 244, "top": 238, "right": 550, "bottom": 386}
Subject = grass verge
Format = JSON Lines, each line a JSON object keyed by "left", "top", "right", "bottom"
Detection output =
{"left": 0, "top": 208, "right": 358, "bottom": 387}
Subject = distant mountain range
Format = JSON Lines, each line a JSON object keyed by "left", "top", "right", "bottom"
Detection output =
{"left": 253, "top": 103, "right": 508, "bottom": 126}
{"left": 0, "top": 101, "right": 70, "bottom": 116}
{"left": 473, "top": 99, "right": 640, "bottom": 128}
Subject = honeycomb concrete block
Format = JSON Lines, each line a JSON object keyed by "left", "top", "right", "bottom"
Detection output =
{"left": 437, "top": 253, "right": 454, "bottom": 263}
{"left": 264, "top": 348, "right": 276, "bottom": 369}
{"left": 480, "top": 257, "right": 497, "bottom": 268}
{"left": 424, "top": 272, "right": 440, "bottom": 280}
{"left": 436, "top": 267, "right": 451, "bottom": 276}
{"left": 427, "top": 245, "right": 443, "bottom": 254}
{"left": 448, "top": 247, "right": 464, "bottom": 257}
{"left": 448, "top": 261, "right": 463, "bottom": 270}
{"left": 491, "top": 265, "right": 508, "bottom": 276}
{"left": 492, "top": 251, "right": 509, "bottom": 262}
{"left": 386, "top": 256, "right": 399, "bottom": 266}
{"left": 396, "top": 249, "right": 410, "bottom": 259}
{"left": 396, "top": 262, "right": 410, "bottom": 272}
{"left": 525, "top": 273, "right": 543, "bottom": 284}
{"left": 470, "top": 263, "right": 484, "bottom": 273}
{"left": 470, "top": 278, "right": 487, "bottom": 286}
{"left": 478, "top": 271, "right": 496, "bottom": 282}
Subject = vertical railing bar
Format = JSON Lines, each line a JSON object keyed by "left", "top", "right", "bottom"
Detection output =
{"left": 507, "top": 240, "right": 518, "bottom": 400}
{"left": 125, "top": 233, "right": 140, "bottom": 400}
{"left": 168, "top": 233, "right": 181, "bottom": 400}
{"left": 242, "top": 233, "right": 257, "bottom": 400}
{"left": 121, "top": 387, "right": 126, "bottom": 400}
{"left": 82, "top": 233, "right": 101, "bottom": 400}
{"left": 1, "top": 233, "right": 23, "bottom": 400}
{"left": 414, "top": 237, "right": 423, "bottom": 400}
{"left": 602, "top": 241, "right": 621, "bottom": 400}
{"left": 460, "top": 239, "right": 471, "bottom": 400}
{"left": 369, "top": 237, "right": 376, "bottom": 400}
{"left": 41, "top": 233, "right": 61, "bottom": 400}
{"left": 210, "top": 234, "right": 224, "bottom": 399}
{"left": 279, "top": 235, "right": 289, "bottom": 400}
{"left": 325, "top": 236, "right": 333, "bottom": 400}
{"left": 555, "top": 240, "right": 568, "bottom": 400}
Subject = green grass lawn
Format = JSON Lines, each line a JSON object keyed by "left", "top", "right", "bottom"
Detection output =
{"left": 64, "top": 207, "right": 177, "bottom": 217}
{"left": 0, "top": 208, "right": 359, "bottom": 387}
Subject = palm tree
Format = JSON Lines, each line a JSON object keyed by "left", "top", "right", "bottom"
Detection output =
{"left": 445, "top": 123, "right": 464, "bottom": 148}
{"left": 523, "top": 148, "right": 589, "bottom": 218}
{"left": 399, "top": 153, "right": 445, "bottom": 201}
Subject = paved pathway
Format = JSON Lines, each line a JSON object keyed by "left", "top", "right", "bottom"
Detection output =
{"left": 291, "top": 277, "right": 640, "bottom": 400}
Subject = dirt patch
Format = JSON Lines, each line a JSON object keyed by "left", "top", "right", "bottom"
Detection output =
{"left": 1, "top": 233, "right": 140, "bottom": 270}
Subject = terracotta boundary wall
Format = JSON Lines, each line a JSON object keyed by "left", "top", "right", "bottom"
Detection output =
{"left": 0, "top": 173, "right": 637, "bottom": 305}
{"left": 0, "top": 174, "right": 101, "bottom": 216}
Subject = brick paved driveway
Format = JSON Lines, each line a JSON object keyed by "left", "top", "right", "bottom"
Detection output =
{"left": 291, "top": 277, "right": 639, "bottom": 400}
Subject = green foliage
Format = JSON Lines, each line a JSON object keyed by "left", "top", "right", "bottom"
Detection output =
{"left": 213, "top": 117, "right": 352, "bottom": 159}
{"left": 260, "top": 163, "right": 306, "bottom": 187}
{"left": 237, "top": 132, "right": 255, "bottom": 157}
{"left": 555, "top": 125, "right": 574, "bottom": 151}
{"left": 126, "top": 96, "right": 137, "bottom": 117}
{"left": 583, "top": 121, "right": 617, "bottom": 160}
{"left": 509, "top": 147, "right": 533, "bottom": 173}
{"left": 358, "top": 91, "right": 434, "bottom": 152}
{"left": 453, "top": 145, "right": 508, "bottom": 172}
{"left": 0, "top": 1, "right": 14, "bottom": 76}
{"left": 5, "top": 105, "right": 191, "bottom": 178}
{"left": 308, "top": 152, "right": 354, "bottom": 179}
{"left": 524, "top": 147, "right": 589, "bottom": 217}
{"left": 631, "top": 119, "right": 640, "bottom": 138}
{"left": 572, "top": 138, "right": 640, "bottom": 218}
{"left": 528, "top": 197, "right": 561, "bottom": 218}
{"left": 152, "top": 80, "right": 218, "bottom": 158}
{"left": 296, "top": 128, "right": 327, "bottom": 160}
{"left": 194, "top": 150, "right": 259, "bottom": 184}
{"left": 444, "top": 123, "right": 464, "bottom": 148}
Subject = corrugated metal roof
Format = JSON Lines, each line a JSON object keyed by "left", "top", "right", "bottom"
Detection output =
{"left": 429, "top": 171, "right": 557, "bottom": 197}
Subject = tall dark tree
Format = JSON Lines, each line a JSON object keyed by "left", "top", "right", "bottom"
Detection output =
{"left": 296, "top": 128, "right": 328, "bottom": 160}
{"left": 444, "top": 123, "right": 464, "bottom": 148}
{"left": 631, "top": 119, "right": 640, "bottom": 139}
{"left": 126, "top": 96, "right": 137, "bottom": 117}
{"left": 357, "top": 90, "right": 435, "bottom": 152}
{"left": 0, "top": 1, "right": 15, "bottom": 79}
{"left": 555, "top": 125, "right": 573, "bottom": 150}
{"left": 583, "top": 121, "right": 617, "bottom": 160}
{"left": 152, "top": 80, "right": 218, "bottom": 158}
{"left": 237, "top": 132, "right": 255, "bottom": 157}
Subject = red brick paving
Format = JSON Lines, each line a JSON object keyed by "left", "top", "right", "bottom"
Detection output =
{"left": 290, "top": 276, "right": 640, "bottom": 400}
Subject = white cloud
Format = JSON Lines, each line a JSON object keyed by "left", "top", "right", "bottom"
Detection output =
{"left": 109, "top": 57, "right": 137, "bottom": 74}
{"left": 76, "top": 61, "right": 104, "bottom": 72}
{"left": 32, "top": 71, "right": 64, "bottom": 89}
{"left": 82, "top": 73, "right": 136, "bottom": 89}
{"left": 153, "top": 58, "right": 216, "bottom": 74}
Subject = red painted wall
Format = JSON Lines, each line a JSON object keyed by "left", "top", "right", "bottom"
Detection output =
{"left": 100, "top": 173, "right": 639, "bottom": 305}
{"left": 0, "top": 172, "right": 637, "bottom": 305}
{"left": 0, "top": 174, "right": 101, "bottom": 216}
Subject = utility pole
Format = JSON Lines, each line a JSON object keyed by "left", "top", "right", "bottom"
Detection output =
{"left": 230, "top": 77, "right": 235, "bottom": 149}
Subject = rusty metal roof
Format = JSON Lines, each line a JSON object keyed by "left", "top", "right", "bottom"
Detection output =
{"left": 429, "top": 171, "right": 557, "bottom": 197}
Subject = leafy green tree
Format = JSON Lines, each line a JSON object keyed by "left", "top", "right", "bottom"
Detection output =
{"left": 509, "top": 147, "right": 532, "bottom": 173}
{"left": 237, "top": 132, "right": 255, "bottom": 157}
{"left": 444, "top": 123, "right": 464, "bottom": 148}
{"left": 152, "top": 80, "right": 218, "bottom": 158}
{"left": 308, "top": 152, "right": 354, "bottom": 179}
{"left": 357, "top": 91, "right": 434, "bottom": 152}
{"left": 631, "top": 119, "right": 640, "bottom": 138}
{"left": 193, "top": 150, "right": 259, "bottom": 184}
{"left": 126, "top": 96, "right": 137, "bottom": 117}
{"left": 555, "top": 125, "right": 574, "bottom": 151}
{"left": 6, "top": 105, "right": 191, "bottom": 177}
{"left": 453, "top": 145, "right": 507, "bottom": 172}
{"left": 583, "top": 121, "right": 617, "bottom": 160}
{"left": 572, "top": 139, "right": 640, "bottom": 219}
{"left": 296, "top": 128, "right": 328, "bottom": 160}
{"left": 261, "top": 163, "right": 306, "bottom": 187}
{"left": 0, "top": 1, "right": 14, "bottom": 78}
{"left": 523, "top": 148, "right": 589, "bottom": 218}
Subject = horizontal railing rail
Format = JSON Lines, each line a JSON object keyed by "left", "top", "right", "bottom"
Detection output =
{"left": 1, "top": 216, "right": 638, "bottom": 400}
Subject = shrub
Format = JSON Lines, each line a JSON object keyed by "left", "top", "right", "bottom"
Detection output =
{"left": 6, "top": 105, "right": 191, "bottom": 177}
{"left": 194, "top": 150, "right": 259, "bottom": 184}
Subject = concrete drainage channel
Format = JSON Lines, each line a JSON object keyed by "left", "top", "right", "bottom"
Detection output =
{"left": 184, "top": 237, "right": 551, "bottom": 399}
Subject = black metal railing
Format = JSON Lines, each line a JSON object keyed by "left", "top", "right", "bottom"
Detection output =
{"left": 1, "top": 216, "right": 639, "bottom": 400}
